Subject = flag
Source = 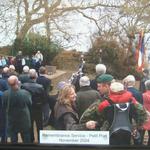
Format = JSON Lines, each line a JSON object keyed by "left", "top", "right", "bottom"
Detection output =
{"left": 137, "top": 30, "right": 145, "bottom": 71}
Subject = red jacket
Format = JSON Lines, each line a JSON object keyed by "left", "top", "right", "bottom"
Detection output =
{"left": 98, "top": 90, "right": 138, "bottom": 112}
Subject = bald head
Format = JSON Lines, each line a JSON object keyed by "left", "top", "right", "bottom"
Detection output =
{"left": 8, "top": 75, "right": 19, "bottom": 87}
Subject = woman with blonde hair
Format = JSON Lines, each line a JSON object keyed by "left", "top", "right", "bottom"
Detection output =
{"left": 54, "top": 84, "right": 96, "bottom": 130}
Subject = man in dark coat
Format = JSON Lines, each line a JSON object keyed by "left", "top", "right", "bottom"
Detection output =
{"left": 123, "top": 75, "right": 143, "bottom": 104}
{"left": 139, "top": 69, "right": 150, "bottom": 93}
{"left": 21, "top": 69, "right": 46, "bottom": 143}
{"left": 36, "top": 66, "right": 54, "bottom": 127}
{"left": 2, "top": 75, "right": 32, "bottom": 143}
{"left": 15, "top": 51, "right": 23, "bottom": 74}
{"left": 76, "top": 76, "right": 101, "bottom": 118}
{"left": 18, "top": 65, "right": 30, "bottom": 84}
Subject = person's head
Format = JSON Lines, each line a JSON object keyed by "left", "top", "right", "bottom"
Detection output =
{"left": 95, "top": 64, "right": 106, "bottom": 75}
{"left": 9, "top": 65, "right": 15, "bottom": 72}
{"left": 23, "top": 65, "right": 29, "bottom": 73}
{"left": 8, "top": 75, "right": 20, "bottom": 90}
{"left": 145, "top": 80, "right": 150, "bottom": 90}
{"left": 18, "top": 51, "right": 22, "bottom": 55}
{"left": 3, "top": 67, "right": 9, "bottom": 73}
{"left": 57, "top": 81, "right": 68, "bottom": 91}
{"left": 39, "top": 66, "right": 47, "bottom": 74}
{"left": 110, "top": 82, "right": 125, "bottom": 94}
{"left": 123, "top": 75, "right": 135, "bottom": 88}
{"left": 58, "top": 84, "right": 76, "bottom": 106}
{"left": 29, "top": 69, "right": 38, "bottom": 80}
{"left": 79, "top": 76, "right": 90, "bottom": 87}
{"left": 143, "top": 68, "right": 149, "bottom": 77}
{"left": 96, "top": 74, "right": 114, "bottom": 95}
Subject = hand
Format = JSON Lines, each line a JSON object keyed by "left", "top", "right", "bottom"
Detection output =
{"left": 86, "top": 121, "right": 97, "bottom": 129}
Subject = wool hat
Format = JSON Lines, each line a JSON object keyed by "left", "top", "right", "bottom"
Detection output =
{"left": 79, "top": 76, "right": 90, "bottom": 87}
{"left": 110, "top": 82, "right": 124, "bottom": 93}
{"left": 57, "top": 81, "right": 67, "bottom": 90}
{"left": 96, "top": 74, "right": 114, "bottom": 83}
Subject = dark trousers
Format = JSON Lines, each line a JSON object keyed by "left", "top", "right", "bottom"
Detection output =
{"left": 10, "top": 129, "right": 31, "bottom": 143}
{"left": 47, "top": 95, "right": 57, "bottom": 127}
{"left": 31, "top": 107, "right": 43, "bottom": 143}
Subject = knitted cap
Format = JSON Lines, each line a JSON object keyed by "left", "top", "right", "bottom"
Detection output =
{"left": 96, "top": 74, "right": 114, "bottom": 83}
{"left": 79, "top": 76, "right": 90, "bottom": 87}
{"left": 110, "top": 82, "right": 124, "bottom": 92}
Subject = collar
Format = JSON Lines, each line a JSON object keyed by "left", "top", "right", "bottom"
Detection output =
{"left": 79, "top": 86, "right": 92, "bottom": 91}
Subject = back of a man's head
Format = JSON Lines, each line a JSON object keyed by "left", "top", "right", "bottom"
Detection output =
{"left": 95, "top": 64, "right": 106, "bottom": 75}
{"left": 79, "top": 76, "right": 90, "bottom": 87}
{"left": 123, "top": 75, "right": 135, "bottom": 87}
{"left": 29, "top": 69, "right": 38, "bottom": 79}
{"left": 8, "top": 75, "right": 19, "bottom": 89}
{"left": 39, "top": 66, "right": 46, "bottom": 74}
{"left": 23, "top": 65, "right": 29, "bottom": 73}
{"left": 9, "top": 65, "right": 15, "bottom": 71}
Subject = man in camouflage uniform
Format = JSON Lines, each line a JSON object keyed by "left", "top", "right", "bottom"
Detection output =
{"left": 79, "top": 74, "right": 147, "bottom": 134}
{"left": 79, "top": 74, "right": 114, "bottom": 129}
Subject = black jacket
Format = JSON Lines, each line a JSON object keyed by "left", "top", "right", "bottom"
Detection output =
{"left": 21, "top": 80, "right": 46, "bottom": 107}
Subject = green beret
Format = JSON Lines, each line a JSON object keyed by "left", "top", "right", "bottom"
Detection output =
{"left": 96, "top": 74, "right": 114, "bottom": 83}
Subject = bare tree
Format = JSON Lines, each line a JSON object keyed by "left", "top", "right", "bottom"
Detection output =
{"left": 0, "top": 0, "right": 150, "bottom": 50}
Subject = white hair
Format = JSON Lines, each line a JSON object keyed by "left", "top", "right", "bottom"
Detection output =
{"left": 29, "top": 69, "right": 38, "bottom": 79}
{"left": 95, "top": 64, "right": 106, "bottom": 75}
{"left": 123, "top": 75, "right": 135, "bottom": 87}
{"left": 9, "top": 65, "right": 15, "bottom": 70}
{"left": 23, "top": 65, "right": 29, "bottom": 73}
{"left": 79, "top": 76, "right": 90, "bottom": 87}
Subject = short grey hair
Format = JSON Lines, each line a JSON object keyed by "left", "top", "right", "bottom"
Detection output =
{"left": 23, "top": 65, "right": 29, "bottom": 73}
{"left": 29, "top": 69, "right": 38, "bottom": 79}
{"left": 79, "top": 76, "right": 90, "bottom": 87}
{"left": 123, "top": 75, "right": 135, "bottom": 87}
{"left": 95, "top": 64, "right": 106, "bottom": 75}
{"left": 145, "top": 80, "right": 150, "bottom": 90}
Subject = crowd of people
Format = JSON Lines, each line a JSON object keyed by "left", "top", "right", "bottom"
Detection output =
{"left": 0, "top": 52, "right": 149, "bottom": 146}
{"left": 0, "top": 50, "right": 43, "bottom": 75}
